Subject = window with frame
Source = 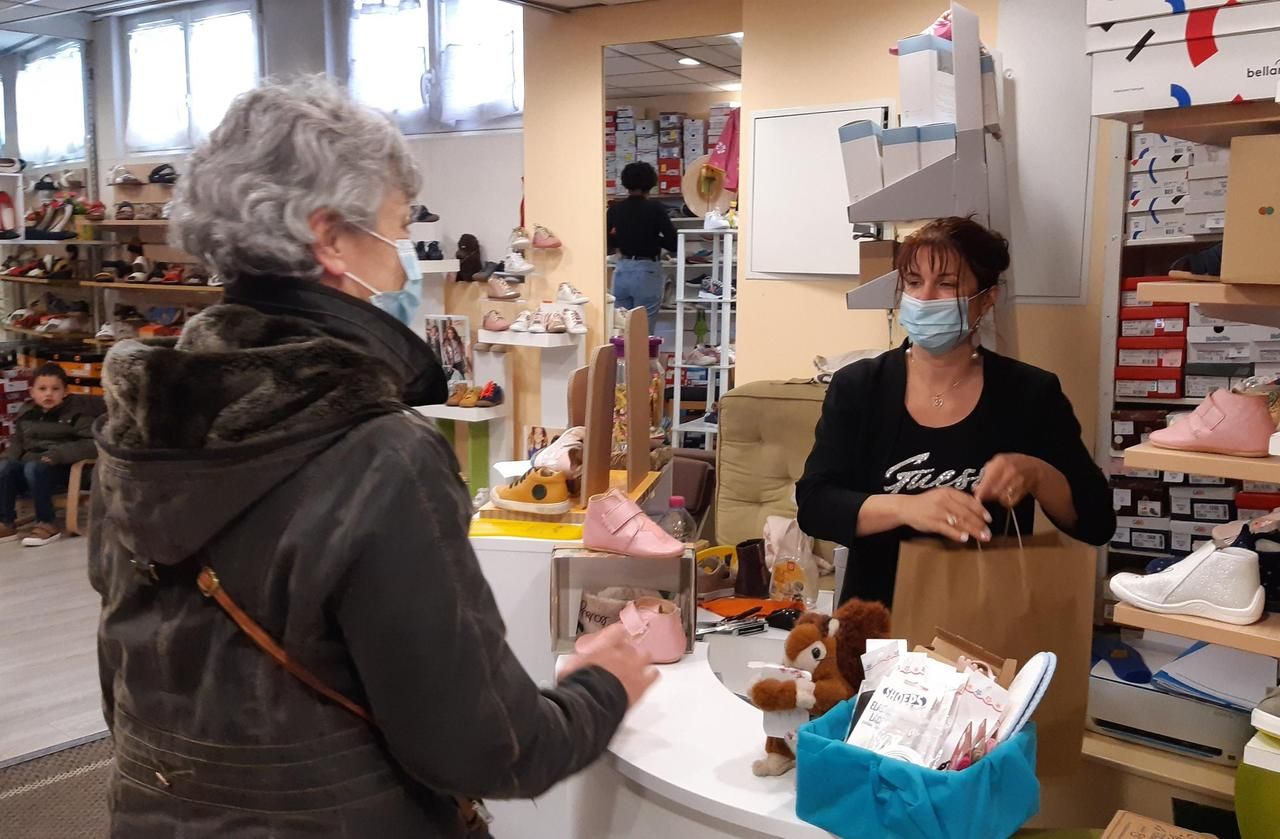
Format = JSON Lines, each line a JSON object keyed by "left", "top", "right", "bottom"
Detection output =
{"left": 123, "top": 0, "right": 260, "bottom": 153}
{"left": 348, "top": 0, "right": 523, "bottom": 135}
{"left": 16, "top": 43, "right": 85, "bottom": 165}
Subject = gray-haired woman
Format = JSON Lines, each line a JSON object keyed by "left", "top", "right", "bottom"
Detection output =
{"left": 89, "top": 78, "right": 657, "bottom": 838}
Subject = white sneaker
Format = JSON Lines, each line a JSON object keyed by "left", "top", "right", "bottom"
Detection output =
{"left": 563, "top": 308, "right": 588, "bottom": 335}
{"left": 533, "top": 426, "right": 585, "bottom": 477}
{"left": 556, "top": 282, "right": 589, "bottom": 305}
{"left": 503, "top": 252, "right": 534, "bottom": 276}
{"left": 509, "top": 310, "right": 533, "bottom": 332}
{"left": 545, "top": 311, "right": 567, "bottom": 334}
{"left": 704, "top": 210, "right": 729, "bottom": 231}
{"left": 529, "top": 311, "right": 548, "bottom": 333}
{"left": 684, "top": 345, "right": 720, "bottom": 367}
{"left": 509, "top": 227, "right": 532, "bottom": 249}
{"left": 486, "top": 275, "right": 520, "bottom": 301}
{"left": 1110, "top": 543, "right": 1266, "bottom": 625}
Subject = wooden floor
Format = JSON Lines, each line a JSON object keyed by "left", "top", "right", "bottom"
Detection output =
{"left": 0, "top": 535, "right": 104, "bottom": 767}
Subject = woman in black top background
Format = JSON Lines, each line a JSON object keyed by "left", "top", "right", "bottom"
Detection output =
{"left": 796, "top": 217, "right": 1114, "bottom": 607}
{"left": 607, "top": 161, "right": 677, "bottom": 320}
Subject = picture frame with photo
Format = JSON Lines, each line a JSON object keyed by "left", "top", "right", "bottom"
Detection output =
{"left": 424, "top": 314, "right": 472, "bottom": 385}
{"left": 525, "top": 425, "right": 567, "bottom": 460}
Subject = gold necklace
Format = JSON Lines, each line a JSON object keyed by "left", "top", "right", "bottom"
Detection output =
{"left": 909, "top": 349, "right": 977, "bottom": 408}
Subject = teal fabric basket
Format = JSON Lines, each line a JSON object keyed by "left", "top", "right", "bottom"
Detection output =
{"left": 795, "top": 699, "right": 1040, "bottom": 839}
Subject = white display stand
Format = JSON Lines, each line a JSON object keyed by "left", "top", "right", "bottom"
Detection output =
{"left": 477, "top": 327, "right": 586, "bottom": 429}
{"left": 415, "top": 258, "right": 460, "bottom": 314}
{"left": 672, "top": 228, "right": 735, "bottom": 450}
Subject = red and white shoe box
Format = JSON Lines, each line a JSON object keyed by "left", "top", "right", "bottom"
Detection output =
{"left": 1089, "top": 1, "right": 1280, "bottom": 116}
{"left": 1115, "top": 366, "right": 1183, "bottom": 399}
{"left": 1117, "top": 336, "right": 1185, "bottom": 368}
{"left": 1120, "top": 304, "right": 1188, "bottom": 338}
{"left": 1238, "top": 491, "right": 1280, "bottom": 522}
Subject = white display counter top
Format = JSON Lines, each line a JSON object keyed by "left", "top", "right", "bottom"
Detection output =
{"left": 604, "top": 641, "right": 829, "bottom": 838}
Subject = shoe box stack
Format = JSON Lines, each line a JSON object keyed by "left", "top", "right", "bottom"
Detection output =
{"left": 636, "top": 118, "right": 660, "bottom": 179}
{"left": 707, "top": 102, "right": 735, "bottom": 155}
{"left": 14, "top": 346, "right": 104, "bottom": 397}
{"left": 839, "top": 33, "right": 997, "bottom": 204}
{"left": 684, "top": 117, "right": 706, "bottom": 163}
{"left": 656, "top": 112, "right": 686, "bottom": 195}
{"left": 1115, "top": 278, "right": 1188, "bottom": 401}
{"left": 607, "top": 106, "right": 637, "bottom": 196}
{"left": 605, "top": 109, "right": 619, "bottom": 194}
{"left": 1126, "top": 131, "right": 1229, "bottom": 243}
{"left": 0, "top": 367, "right": 30, "bottom": 452}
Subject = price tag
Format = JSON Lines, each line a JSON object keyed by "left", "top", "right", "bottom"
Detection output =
{"left": 1193, "top": 502, "right": 1231, "bottom": 521}
{"left": 1113, "top": 489, "right": 1133, "bottom": 508}
{"left": 1114, "top": 421, "right": 1135, "bottom": 436}
{"left": 1112, "top": 527, "right": 1131, "bottom": 544}
{"left": 1133, "top": 531, "right": 1166, "bottom": 550}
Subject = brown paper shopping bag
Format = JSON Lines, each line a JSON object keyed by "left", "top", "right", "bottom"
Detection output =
{"left": 891, "top": 533, "right": 1096, "bottom": 777}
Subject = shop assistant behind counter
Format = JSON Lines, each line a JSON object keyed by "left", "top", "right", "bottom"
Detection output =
{"left": 796, "top": 217, "right": 1115, "bottom": 607}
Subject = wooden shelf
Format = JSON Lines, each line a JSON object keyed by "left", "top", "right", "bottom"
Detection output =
{"left": 1123, "top": 441, "right": 1280, "bottom": 483}
{"left": 0, "top": 275, "right": 84, "bottom": 286}
{"left": 1112, "top": 602, "right": 1280, "bottom": 660}
{"left": 80, "top": 281, "right": 222, "bottom": 294}
{"left": 1081, "top": 731, "right": 1236, "bottom": 801}
{"left": 414, "top": 403, "right": 509, "bottom": 422}
{"left": 2, "top": 325, "right": 91, "bottom": 341}
{"left": 1142, "top": 100, "right": 1280, "bottom": 148}
{"left": 1135, "top": 280, "right": 1280, "bottom": 306}
{"left": 89, "top": 220, "right": 168, "bottom": 228}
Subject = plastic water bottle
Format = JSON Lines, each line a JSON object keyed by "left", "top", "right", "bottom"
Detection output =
{"left": 660, "top": 495, "right": 697, "bottom": 542}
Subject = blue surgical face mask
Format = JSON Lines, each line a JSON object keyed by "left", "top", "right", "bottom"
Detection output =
{"left": 345, "top": 226, "right": 423, "bottom": 327}
{"left": 898, "top": 289, "right": 989, "bottom": 355}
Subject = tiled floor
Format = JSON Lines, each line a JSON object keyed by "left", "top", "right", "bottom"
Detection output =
{"left": 0, "top": 535, "right": 104, "bottom": 767}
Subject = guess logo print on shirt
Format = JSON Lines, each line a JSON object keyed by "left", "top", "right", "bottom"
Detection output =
{"left": 883, "top": 453, "right": 983, "bottom": 494}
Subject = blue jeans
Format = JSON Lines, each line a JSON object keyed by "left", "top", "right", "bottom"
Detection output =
{"left": 0, "top": 459, "right": 67, "bottom": 524}
{"left": 612, "top": 258, "right": 663, "bottom": 322}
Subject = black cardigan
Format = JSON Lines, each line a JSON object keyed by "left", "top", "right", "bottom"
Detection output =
{"left": 796, "top": 344, "right": 1115, "bottom": 606}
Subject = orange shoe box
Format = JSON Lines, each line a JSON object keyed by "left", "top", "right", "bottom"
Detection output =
{"left": 1120, "top": 304, "right": 1189, "bottom": 338}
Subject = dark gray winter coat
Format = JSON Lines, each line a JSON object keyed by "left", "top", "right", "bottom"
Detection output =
{"left": 88, "top": 287, "right": 627, "bottom": 838}
{"left": 9, "top": 394, "right": 101, "bottom": 464}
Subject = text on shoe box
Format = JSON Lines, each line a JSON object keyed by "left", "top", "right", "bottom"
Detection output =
{"left": 1170, "top": 485, "right": 1238, "bottom": 523}
{"left": 1112, "top": 515, "right": 1172, "bottom": 552}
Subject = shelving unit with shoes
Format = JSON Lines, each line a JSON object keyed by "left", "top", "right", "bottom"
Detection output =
{"left": 671, "top": 227, "right": 734, "bottom": 450}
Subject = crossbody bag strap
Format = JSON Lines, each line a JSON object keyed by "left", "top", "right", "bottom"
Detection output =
{"left": 195, "top": 566, "right": 372, "bottom": 723}
{"left": 194, "top": 566, "right": 494, "bottom": 834}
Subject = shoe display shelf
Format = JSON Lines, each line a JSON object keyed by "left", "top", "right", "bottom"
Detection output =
{"left": 1081, "top": 730, "right": 1236, "bottom": 803}
{"left": 414, "top": 347, "right": 513, "bottom": 491}
{"left": 475, "top": 467, "right": 663, "bottom": 525}
{"left": 476, "top": 327, "right": 585, "bottom": 430}
{"left": 844, "top": 2, "right": 1010, "bottom": 342}
{"left": 1136, "top": 279, "right": 1280, "bottom": 327}
{"left": 416, "top": 259, "right": 461, "bottom": 313}
{"left": 671, "top": 227, "right": 734, "bottom": 450}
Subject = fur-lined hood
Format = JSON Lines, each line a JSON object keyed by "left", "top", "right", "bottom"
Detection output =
{"left": 94, "top": 304, "right": 402, "bottom": 565}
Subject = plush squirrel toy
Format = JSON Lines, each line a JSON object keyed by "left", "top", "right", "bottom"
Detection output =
{"left": 749, "top": 598, "right": 891, "bottom": 776}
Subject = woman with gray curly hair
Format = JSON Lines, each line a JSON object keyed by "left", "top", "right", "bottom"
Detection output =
{"left": 89, "top": 77, "right": 656, "bottom": 839}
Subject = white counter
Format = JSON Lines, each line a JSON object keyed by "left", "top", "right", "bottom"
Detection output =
{"left": 472, "top": 533, "right": 834, "bottom": 838}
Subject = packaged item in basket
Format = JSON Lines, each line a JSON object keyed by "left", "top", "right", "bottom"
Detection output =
{"left": 937, "top": 667, "right": 1008, "bottom": 769}
{"left": 859, "top": 638, "right": 908, "bottom": 695}
{"left": 846, "top": 652, "right": 966, "bottom": 767}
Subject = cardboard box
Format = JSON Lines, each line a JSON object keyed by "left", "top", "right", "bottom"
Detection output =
{"left": 1092, "top": 25, "right": 1280, "bottom": 116}
{"left": 1244, "top": 481, "right": 1280, "bottom": 494}
{"left": 1128, "top": 149, "right": 1191, "bottom": 174}
{"left": 1088, "top": 0, "right": 1269, "bottom": 27}
{"left": 1115, "top": 365, "right": 1183, "bottom": 398}
{"left": 1190, "top": 143, "right": 1231, "bottom": 179}
{"left": 1185, "top": 361, "right": 1254, "bottom": 397}
{"left": 658, "top": 158, "right": 683, "bottom": 176}
{"left": 880, "top": 125, "right": 920, "bottom": 187}
{"left": 1131, "top": 131, "right": 1194, "bottom": 157}
{"left": 658, "top": 175, "right": 681, "bottom": 194}
{"left": 549, "top": 547, "right": 694, "bottom": 655}
{"left": 916, "top": 629, "right": 1017, "bottom": 689}
{"left": 638, "top": 135, "right": 659, "bottom": 153}
{"left": 1237, "top": 490, "right": 1280, "bottom": 518}
{"left": 1186, "top": 175, "right": 1230, "bottom": 214}
{"left": 1256, "top": 341, "right": 1280, "bottom": 362}
{"left": 1127, "top": 192, "right": 1188, "bottom": 214}
{"left": 1185, "top": 210, "right": 1226, "bottom": 235}
{"left": 1088, "top": 0, "right": 1277, "bottom": 47}
{"left": 898, "top": 34, "right": 955, "bottom": 128}
{"left": 638, "top": 152, "right": 658, "bottom": 169}
{"left": 1121, "top": 305, "right": 1189, "bottom": 338}
{"left": 839, "top": 120, "right": 884, "bottom": 205}
{"left": 1112, "top": 477, "right": 1169, "bottom": 518}
{"left": 1112, "top": 514, "right": 1172, "bottom": 552}
{"left": 1126, "top": 212, "right": 1186, "bottom": 242}
{"left": 1112, "top": 409, "right": 1168, "bottom": 450}
{"left": 1189, "top": 304, "right": 1233, "bottom": 328}
{"left": 659, "top": 112, "right": 685, "bottom": 129}
{"left": 1116, "top": 336, "right": 1185, "bottom": 369}
{"left": 1257, "top": 361, "right": 1280, "bottom": 377}
{"left": 1128, "top": 170, "right": 1188, "bottom": 196}
{"left": 1189, "top": 323, "right": 1280, "bottom": 344}
{"left": 1223, "top": 135, "right": 1280, "bottom": 285}
{"left": 1170, "top": 484, "right": 1238, "bottom": 523}
{"left": 919, "top": 122, "right": 956, "bottom": 167}
{"left": 1188, "top": 340, "right": 1258, "bottom": 364}
{"left": 659, "top": 129, "right": 681, "bottom": 145}
{"left": 635, "top": 119, "right": 657, "bottom": 137}
{"left": 1171, "top": 518, "right": 1217, "bottom": 554}
{"left": 1163, "top": 471, "right": 1234, "bottom": 486}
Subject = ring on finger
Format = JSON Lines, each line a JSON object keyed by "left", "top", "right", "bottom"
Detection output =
{"left": 946, "top": 514, "right": 958, "bottom": 527}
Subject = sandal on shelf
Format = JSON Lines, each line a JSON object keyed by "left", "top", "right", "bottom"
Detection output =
{"left": 48, "top": 258, "right": 72, "bottom": 280}
{"left": 93, "top": 271, "right": 116, "bottom": 283}
{"left": 115, "top": 202, "right": 135, "bottom": 220}
{"left": 148, "top": 163, "right": 178, "bottom": 184}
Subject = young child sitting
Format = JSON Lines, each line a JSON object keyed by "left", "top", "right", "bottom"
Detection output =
{"left": 0, "top": 363, "right": 99, "bottom": 547}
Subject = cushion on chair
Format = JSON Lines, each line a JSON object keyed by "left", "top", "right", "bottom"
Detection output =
{"left": 715, "top": 380, "right": 827, "bottom": 546}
